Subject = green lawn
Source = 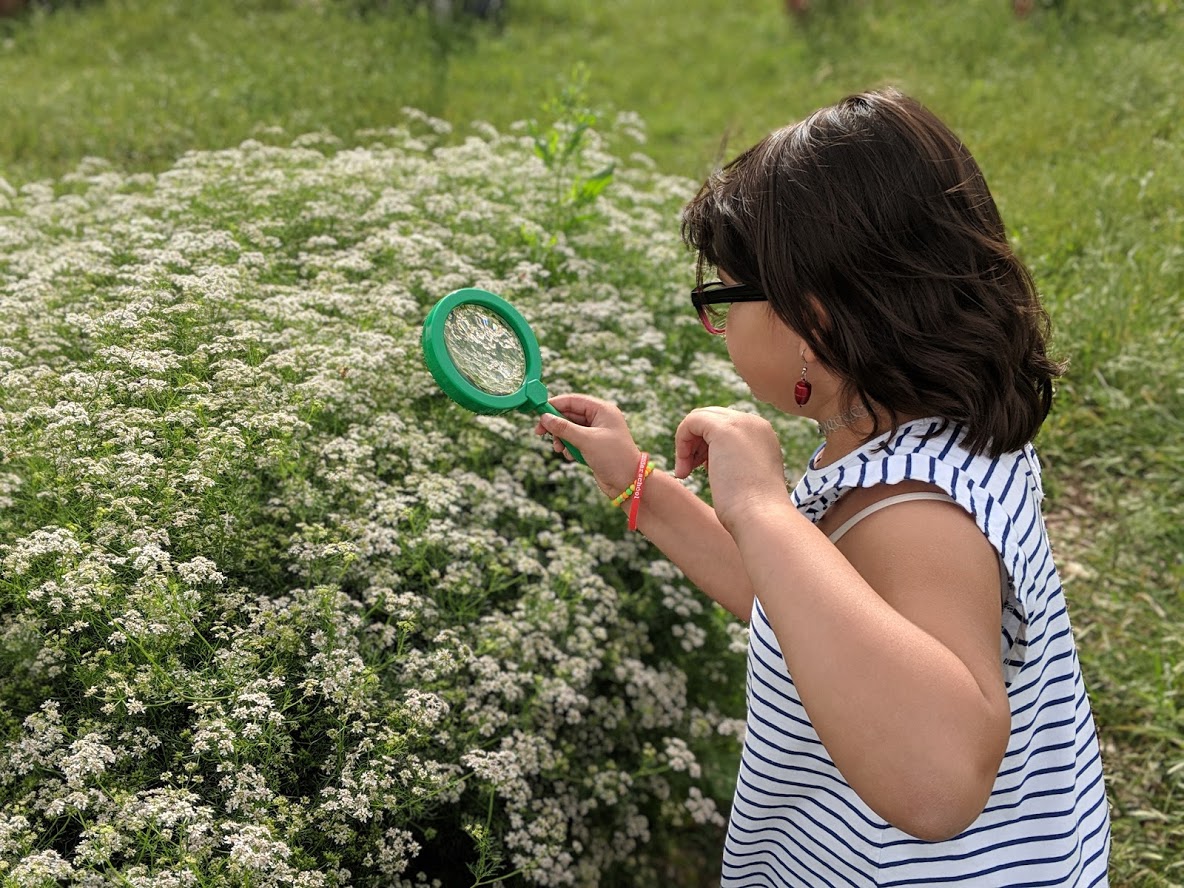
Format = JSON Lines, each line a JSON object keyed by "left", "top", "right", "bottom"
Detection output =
{"left": 2, "top": 0, "right": 1182, "bottom": 884}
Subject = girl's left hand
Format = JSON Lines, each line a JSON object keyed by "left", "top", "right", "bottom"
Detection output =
{"left": 673, "top": 407, "right": 790, "bottom": 533}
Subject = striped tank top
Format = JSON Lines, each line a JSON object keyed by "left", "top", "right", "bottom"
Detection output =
{"left": 720, "top": 418, "right": 1111, "bottom": 887}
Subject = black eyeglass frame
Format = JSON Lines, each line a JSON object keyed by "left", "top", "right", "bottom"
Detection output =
{"left": 690, "top": 281, "right": 767, "bottom": 334}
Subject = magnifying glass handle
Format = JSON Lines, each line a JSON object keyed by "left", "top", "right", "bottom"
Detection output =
{"left": 538, "top": 402, "right": 587, "bottom": 465}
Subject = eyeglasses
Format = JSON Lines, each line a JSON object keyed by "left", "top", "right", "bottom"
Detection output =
{"left": 691, "top": 280, "right": 767, "bottom": 335}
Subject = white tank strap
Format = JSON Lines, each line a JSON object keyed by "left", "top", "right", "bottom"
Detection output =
{"left": 828, "top": 491, "right": 1011, "bottom": 606}
{"left": 827, "top": 492, "right": 958, "bottom": 544}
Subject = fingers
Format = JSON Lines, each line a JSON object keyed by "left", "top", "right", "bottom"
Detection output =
{"left": 530, "top": 402, "right": 593, "bottom": 468}
{"left": 673, "top": 441, "right": 708, "bottom": 479}
{"left": 534, "top": 394, "right": 626, "bottom": 439}
{"left": 543, "top": 418, "right": 576, "bottom": 459}
{"left": 555, "top": 394, "right": 629, "bottom": 428}
{"left": 673, "top": 412, "right": 709, "bottom": 479}
{"left": 537, "top": 411, "right": 587, "bottom": 451}
{"left": 531, "top": 394, "right": 641, "bottom": 488}
{"left": 672, "top": 407, "right": 733, "bottom": 478}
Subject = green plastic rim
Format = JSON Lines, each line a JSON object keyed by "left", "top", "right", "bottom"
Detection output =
{"left": 422, "top": 288, "right": 542, "bottom": 414}
{"left": 421, "top": 288, "right": 586, "bottom": 465}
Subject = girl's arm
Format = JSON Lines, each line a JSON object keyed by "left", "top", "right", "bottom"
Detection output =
{"left": 675, "top": 407, "right": 1012, "bottom": 841}
{"left": 615, "top": 470, "right": 756, "bottom": 620}
{"left": 537, "top": 395, "right": 756, "bottom": 620}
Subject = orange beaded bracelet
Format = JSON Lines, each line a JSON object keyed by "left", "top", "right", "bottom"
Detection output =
{"left": 609, "top": 458, "right": 654, "bottom": 508}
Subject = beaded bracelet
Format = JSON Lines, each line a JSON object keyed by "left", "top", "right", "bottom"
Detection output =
{"left": 610, "top": 458, "right": 655, "bottom": 508}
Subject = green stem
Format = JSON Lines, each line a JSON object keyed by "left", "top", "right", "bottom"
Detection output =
{"left": 471, "top": 869, "right": 525, "bottom": 888}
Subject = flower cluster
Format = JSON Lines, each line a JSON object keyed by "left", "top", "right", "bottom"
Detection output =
{"left": 0, "top": 107, "right": 816, "bottom": 885}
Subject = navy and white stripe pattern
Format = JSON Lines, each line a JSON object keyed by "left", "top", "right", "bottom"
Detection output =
{"left": 721, "top": 419, "right": 1111, "bottom": 887}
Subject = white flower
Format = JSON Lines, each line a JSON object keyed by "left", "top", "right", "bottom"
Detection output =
{"left": 661, "top": 737, "right": 701, "bottom": 778}
{"left": 9, "top": 849, "right": 76, "bottom": 885}
{"left": 685, "top": 787, "right": 725, "bottom": 827}
{"left": 62, "top": 732, "right": 117, "bottom": 789}
{"left": 2, "top": 526, "right": 83, "bottom": 576}
{"left": 224, "top": 823, "right": 297, "bottom": 883}
{"left": 0, "top": 813, "right": 32, "bottom": 855}
{"left": 176, "top": 556, "right": 226, "bottom": 587}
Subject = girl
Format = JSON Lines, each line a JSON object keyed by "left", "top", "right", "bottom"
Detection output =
{"left": 536, "top": 89, "right": 1111, "bottom": 886}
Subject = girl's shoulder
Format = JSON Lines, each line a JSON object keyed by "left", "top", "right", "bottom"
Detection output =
{"left": 795, "top": 418, "right": 1048, "bottom": 605}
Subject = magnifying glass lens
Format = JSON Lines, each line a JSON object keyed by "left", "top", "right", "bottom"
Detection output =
{"left": 443, "top": 304, "right": 527, "bottom": 396}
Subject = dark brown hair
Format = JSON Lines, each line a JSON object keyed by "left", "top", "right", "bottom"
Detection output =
{"left": 681, "top": 88, "right": 1064, "bottom": 456}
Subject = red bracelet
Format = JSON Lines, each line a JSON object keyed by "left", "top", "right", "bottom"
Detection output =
{"left": 628, "top": 450, "right": 650, "bottom": 532}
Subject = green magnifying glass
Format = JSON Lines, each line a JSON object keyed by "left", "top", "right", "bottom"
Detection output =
{"left": 421, "top": 288, "right": 586, "bottom": 465}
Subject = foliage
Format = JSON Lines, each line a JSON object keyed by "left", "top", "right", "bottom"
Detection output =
{"left": 525, "top": 67, "right": 616, "bottom": 235}
{"left": 0, "top": 111, "right": 792, "bottom": 886}
{"left": 1, "top": 0, "right": 1182, "bottom": 884}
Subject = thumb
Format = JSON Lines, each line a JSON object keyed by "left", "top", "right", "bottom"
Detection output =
{"left": 539, "top": 411, "right": 583, "bottom": 441}
{"left": 672, "top": 437, "right": 708, "bottom": 480}
{"left": 539, "top": 411, "right": 594, "bottom": 464}
{"left": 673, "top": 410, "right": 714, "bottom": 479}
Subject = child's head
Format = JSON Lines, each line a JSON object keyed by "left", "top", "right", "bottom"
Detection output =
{"left": 682, "top": 88, "right": 1063, "bottom": 456}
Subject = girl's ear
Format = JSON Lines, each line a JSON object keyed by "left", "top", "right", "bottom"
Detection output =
{"left": 806, "top": 292, "right": 832, "bottom": 332}
{"left": 799, "top": 292, "right": 829, "bottom": 365}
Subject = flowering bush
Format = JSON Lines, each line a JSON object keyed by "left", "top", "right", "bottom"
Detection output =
{"left": 0, "top": 108, "right": 813, "bottom": 886}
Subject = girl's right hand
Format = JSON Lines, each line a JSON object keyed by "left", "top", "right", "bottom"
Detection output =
{"left": 534, "top": 394, "right": 642, "bottom": 498}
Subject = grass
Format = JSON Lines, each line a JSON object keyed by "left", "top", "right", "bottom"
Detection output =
{"left": 2, "top": 0, "right": 1182, "bottom": 884}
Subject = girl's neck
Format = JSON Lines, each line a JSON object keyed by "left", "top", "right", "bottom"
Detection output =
{"left": 815, "top": 402, "right": 870, "bottom": 438}
{"left": 811, "top": 406, "right": 930, "bottom": 468}
{"left": 811, "top": 405, "right": 875, "bottom": 467}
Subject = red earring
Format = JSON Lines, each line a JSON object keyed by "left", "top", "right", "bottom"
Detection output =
{"left": 794, "top": 364, "right": 812, "bottom": 406}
